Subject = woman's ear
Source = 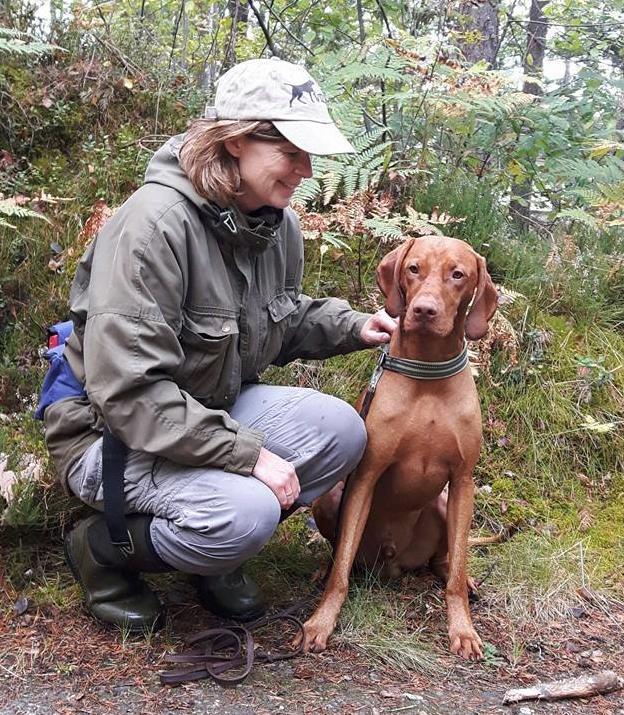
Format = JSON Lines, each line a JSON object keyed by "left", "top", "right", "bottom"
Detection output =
{"left": 224, "top": 137, "right": 244, "bottom": 158}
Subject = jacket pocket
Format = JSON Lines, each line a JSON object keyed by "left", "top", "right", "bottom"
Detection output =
{"left": 262, "top": 293, "right": 297, "bottom": 368}
{"left": 174, "top": 310, "right": 240, "bottom": 404}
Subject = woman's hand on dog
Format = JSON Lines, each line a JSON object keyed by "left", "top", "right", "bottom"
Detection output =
{"left": 360, "top": 309, "right": 398, "bottom": 346}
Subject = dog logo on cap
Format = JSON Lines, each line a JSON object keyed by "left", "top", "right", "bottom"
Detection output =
{"left": 286, "top": 80, "right": 325, "bottom": 107}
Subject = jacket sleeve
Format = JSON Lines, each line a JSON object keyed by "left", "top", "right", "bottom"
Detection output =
{"left": 78, "top": 201, "right": 263, "bottom": 475}
{"left": 272, "top": 209, "right": 369, "bottom": 366}
{"left": 273, "top": 294, "right": 369, "bottom": 366}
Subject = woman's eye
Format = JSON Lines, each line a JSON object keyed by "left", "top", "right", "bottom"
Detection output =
{"left": 408, "top": 265, "right": 419, "bottom": 275}
{"left": 452, "top": 270, "right": 464, "bottom": 279}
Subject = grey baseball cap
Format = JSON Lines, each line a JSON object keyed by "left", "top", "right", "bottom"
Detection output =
{"left": 204, "top": 58, "right": 355, "bottom": 155}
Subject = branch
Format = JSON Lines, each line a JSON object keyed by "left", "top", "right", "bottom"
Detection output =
{"left": 252, "top": 0, "right": 314, "bottom": 56}
{"left": 374, "top": 0, "right": 393, "bottom": 39}
{"left": 247, "top": 0, "right": 279, "bottom": 56}
{"left": 504, "top": 671, "right": 624, "bottom": 704}
{"left": 169, "top": 0, "right": 186, "bottom": 70}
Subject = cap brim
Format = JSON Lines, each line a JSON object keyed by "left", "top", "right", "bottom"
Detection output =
{"left": 273, "top": 120, "right": 355, "bottom": 155}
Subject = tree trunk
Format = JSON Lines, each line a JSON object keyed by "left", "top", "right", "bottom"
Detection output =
{"left": 356, "top": 0, "right": 366, "bottom": 44}
{"left": 456, "top": 0, "right": 499, "bottom": 68}
{"left": 509, "top": 0, "right": 548, "bottom": 230}
{"left": 223, "top": 0, "right": 249, "bottom": 72}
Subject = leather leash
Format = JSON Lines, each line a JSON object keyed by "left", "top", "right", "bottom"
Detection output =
{"left": 159, "top": 591, "right": 321, "bottom": 686}
{"left": 160, "top": 612, "right": 305, "bottom": 686}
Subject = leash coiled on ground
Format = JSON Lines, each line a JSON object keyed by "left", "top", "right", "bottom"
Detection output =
{"left": 160, "top": 611, "right": 307, "bottom": 686}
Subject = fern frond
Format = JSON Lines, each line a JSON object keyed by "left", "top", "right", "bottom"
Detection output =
{"left": 292, "top": 178, "right": 321, "bottom": 205}
{"left": 0, "top": 199, "right": 49, "bottom": 226}
{"left": 557, "top": 208, "right": 599, "bottom": 229}
{"left": 363, "top": 217, "right": 404, "bottom": 243}
{"left": 0, "top": 27, "right": 59, "bottom": 56}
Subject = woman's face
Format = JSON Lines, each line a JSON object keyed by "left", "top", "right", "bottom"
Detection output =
{"left": 225, "top": 135, "right": 313, "bottom": 212}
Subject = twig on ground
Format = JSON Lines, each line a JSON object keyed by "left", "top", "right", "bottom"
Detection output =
{"left": 502, "top": 670, "right": 624, "bottom": 704}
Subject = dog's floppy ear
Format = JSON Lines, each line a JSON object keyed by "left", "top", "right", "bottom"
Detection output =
{"left": 465, "top": 254, "right": 498, "bottom": 340}
{"left": 376, "top": 238, "right": 416, "bottom": 318}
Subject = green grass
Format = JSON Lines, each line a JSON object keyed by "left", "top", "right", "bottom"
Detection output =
{"left": 2, "top": 119, "right": 624, "bottom": 674}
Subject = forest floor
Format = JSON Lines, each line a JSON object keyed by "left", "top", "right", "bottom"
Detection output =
{"left": 2, "top": 519, "right": 624, "bottom": 715}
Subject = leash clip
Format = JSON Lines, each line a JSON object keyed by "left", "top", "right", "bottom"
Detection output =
{"left": 369, "top": 344, "right": 388, "bottom": 391}
{"left": 359, "top": 344, "right": 389, "bottom": 421}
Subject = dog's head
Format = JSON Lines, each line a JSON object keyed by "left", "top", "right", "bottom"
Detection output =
{"left": 376, "top": 235, "right": 498, "bottom": 340}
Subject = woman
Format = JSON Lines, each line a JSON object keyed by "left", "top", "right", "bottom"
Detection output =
{"left": 43, "top": 58, "right": 396, "bottom": 631}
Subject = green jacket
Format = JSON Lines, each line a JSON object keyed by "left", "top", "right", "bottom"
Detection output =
{"left": 44, "top": 135, "right": 369, "bottom": 489}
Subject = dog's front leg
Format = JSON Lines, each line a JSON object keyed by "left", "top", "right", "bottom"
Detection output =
{"left": 445, "top": 472, "right": 483, "bottom": 660}
{"left": 295, "top": 454, "right": 388, "bottom": 653}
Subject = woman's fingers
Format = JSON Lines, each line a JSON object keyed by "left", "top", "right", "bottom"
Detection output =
{"left": 252, "top": 447, "right": 301, "bottom": 508}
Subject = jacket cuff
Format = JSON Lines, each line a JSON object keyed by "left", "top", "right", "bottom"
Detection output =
{"left": 224, "top": 425, "right": 265, "bottom": 475}
{"left": 346, "top": 311, "right": 370, "bottom": 351}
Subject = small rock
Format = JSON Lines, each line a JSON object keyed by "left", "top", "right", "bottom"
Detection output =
{"left": 403, "top": 693, "right": 425, "bottom": 702}
{"left": 13, "top": 596, "right": 28, "bottom": 616}
{"left": 519, "top": 707, "right": 534, "bottom": 715}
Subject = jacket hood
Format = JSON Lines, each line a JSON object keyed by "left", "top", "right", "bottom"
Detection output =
{"left": 144, "top": 133, "right": 283, "bottom": 251}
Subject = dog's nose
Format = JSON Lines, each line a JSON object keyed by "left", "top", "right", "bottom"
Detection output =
{"left": 413, "top": 299, "right": 438, "bottom": 319}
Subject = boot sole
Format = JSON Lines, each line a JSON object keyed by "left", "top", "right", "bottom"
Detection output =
{"left": 64, "top": 530, "right": 165, "bottom": 635}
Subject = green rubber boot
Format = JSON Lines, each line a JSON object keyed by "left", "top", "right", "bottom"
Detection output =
{"left": 65, "top": 514, "right": 171, "bottom": 633}
{"left": 197, "top": 567, "right": 266, "bottom": 622}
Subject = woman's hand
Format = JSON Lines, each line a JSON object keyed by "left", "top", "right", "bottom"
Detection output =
{"left": 252, "top": 447, "right": 301, "bottom": 509}
{"left": 360, "top": 309, "right": 398, "bottom": 346}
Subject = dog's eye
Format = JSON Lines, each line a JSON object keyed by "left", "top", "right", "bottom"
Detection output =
{"left": 452, "top": 270, "right": 464, "bottom": 279}
{"left": 408, "top": 264, "right": 419, "bottom": 275}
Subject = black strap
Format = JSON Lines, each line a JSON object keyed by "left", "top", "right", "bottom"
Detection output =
{"left": 101, "top": 426, "right": 132, "bottom": 553}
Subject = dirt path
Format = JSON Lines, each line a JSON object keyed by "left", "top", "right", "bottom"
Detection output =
{"left": 2, "top": 593, "right": 624, "bottom": 715}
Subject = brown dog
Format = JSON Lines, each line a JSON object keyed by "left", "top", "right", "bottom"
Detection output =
{"left": 297, "top": 235, "right": 498, "bottom": 660}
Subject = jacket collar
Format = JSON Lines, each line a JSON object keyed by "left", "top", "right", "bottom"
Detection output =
{"left": 203, "top": 201, "right": 283, "bottom": 252}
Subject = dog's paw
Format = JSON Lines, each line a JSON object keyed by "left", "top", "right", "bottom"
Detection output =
{"left": 292, "top": 612, "right": 337, "bottom": 653}
{"left": 449, "top": 626, "right": 483, "bottom": 661}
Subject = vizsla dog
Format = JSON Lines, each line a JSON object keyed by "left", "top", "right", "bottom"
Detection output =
{"left": 298, "top": 235, "right": 498, "bottom": 660}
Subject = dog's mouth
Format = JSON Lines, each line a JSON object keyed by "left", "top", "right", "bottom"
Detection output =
{"left": 404, "top": 312, "right": 454, "bottom": 337}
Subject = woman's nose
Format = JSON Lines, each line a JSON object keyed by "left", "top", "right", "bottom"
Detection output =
{"left": 295, "top": 152, "right": 313, "bottom": 178}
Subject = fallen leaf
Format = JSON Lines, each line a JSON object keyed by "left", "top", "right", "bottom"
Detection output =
{"left": 578, "top": 508, "right": 593, "bottom": 532}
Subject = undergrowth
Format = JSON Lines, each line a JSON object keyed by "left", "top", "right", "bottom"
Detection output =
{"left": 2, "top": 47, "right": 624, "bottom": 678}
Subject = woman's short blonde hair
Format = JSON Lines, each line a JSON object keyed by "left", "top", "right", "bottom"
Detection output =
{"left": 179, "top": 118, "right": 277, "bottom": 206}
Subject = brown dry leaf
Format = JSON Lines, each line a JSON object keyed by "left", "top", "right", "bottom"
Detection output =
{"left": 78, "top": 200, "right": 114, "bottom": 244}
{"left": 0, "top": 150, "right": 15, "bottom": 169}
{"left": 48, "top": 257, "right": 64, "bottom": 272}
{"left": 578, "top": 508, "right": 593, "bottom": 532}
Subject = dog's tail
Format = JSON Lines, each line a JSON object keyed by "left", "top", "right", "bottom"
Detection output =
{"left": 468, "top": 525, "right": 517, "bottom": 547}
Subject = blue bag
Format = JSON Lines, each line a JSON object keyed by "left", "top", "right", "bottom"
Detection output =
{"left": 34, "top": 320, "right": 86, "bottom": 420}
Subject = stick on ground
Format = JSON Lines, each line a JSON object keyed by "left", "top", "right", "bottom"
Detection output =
{"left": 503, "top": 670, "right": 624, "bottom": 704}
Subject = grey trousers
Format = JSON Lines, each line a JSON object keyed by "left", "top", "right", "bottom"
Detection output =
{"left": 67, "top": 384, "right": 366, "bottom": 576}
